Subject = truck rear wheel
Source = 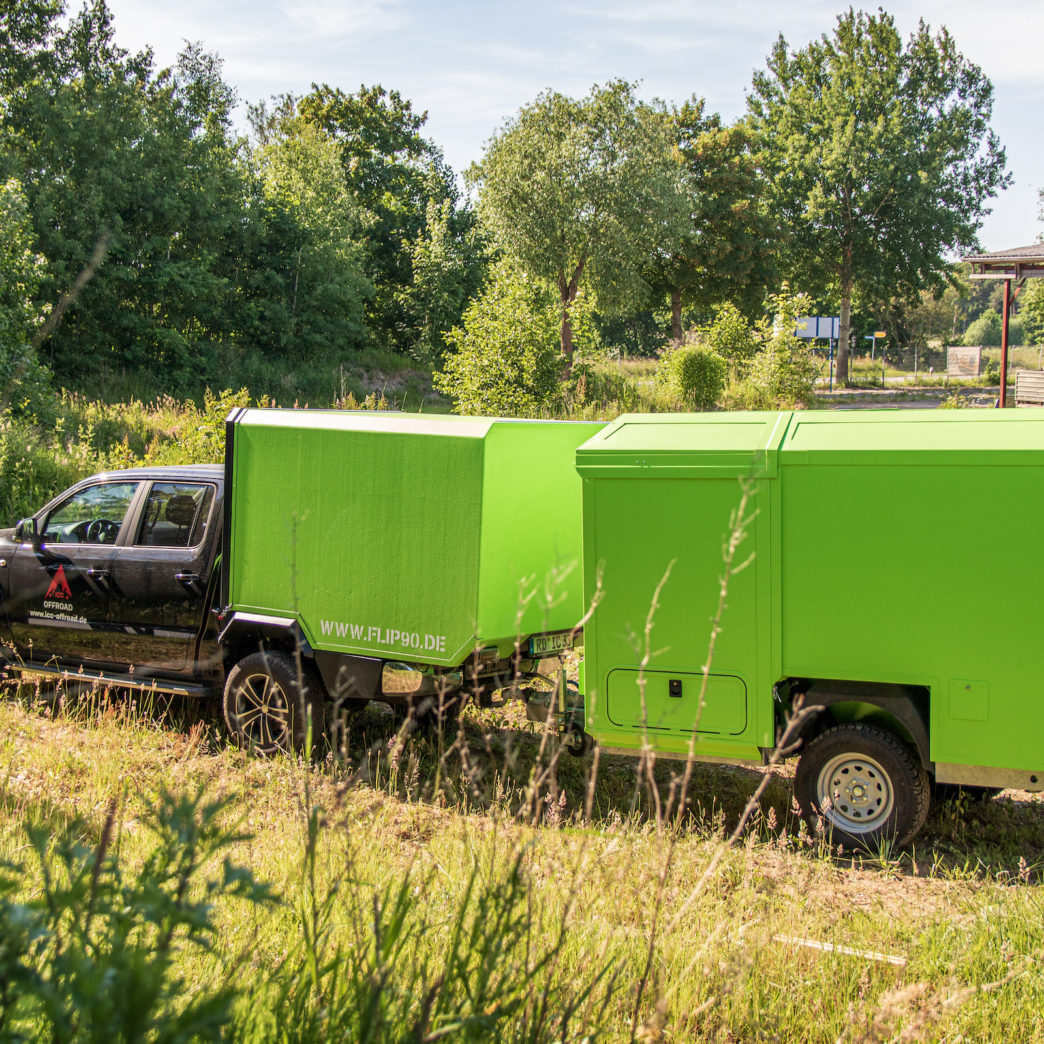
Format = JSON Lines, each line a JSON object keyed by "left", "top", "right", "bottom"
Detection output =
{"left": 223, "top": 651, "right": 324, "bottom": 755}
{"left": 795, "top": 723, "right": 930, "bottom": 850}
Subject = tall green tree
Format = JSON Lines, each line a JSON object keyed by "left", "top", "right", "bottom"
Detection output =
{"left": 647, "top": 99, "right": 773, "bottom": 344}
{"left": 252, "top": 119, "right": 372, "bottom": 359}
{"left": 1, "top": 1, "right": 253, "bottom": 388}
{"left": 291, "top": 84, "right": 479, "bottom": 355}
{"left": 748, "top": 9, "right": 1009, "bottom": 382}
{"left": 472, "top": 80, "right": 688, "bottom": 370}
{"left": 397, "top": 197, "right": 487, "bottom": 364}
{"left": 0, "top": 177, "right": 51, "bottom": 413}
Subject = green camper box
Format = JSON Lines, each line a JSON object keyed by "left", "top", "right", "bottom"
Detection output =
{"left": 224, "top": 410, "right": 602, "bottom": 669}
{"left": 576, "top": 409, "right": 1044, "bottom": 846}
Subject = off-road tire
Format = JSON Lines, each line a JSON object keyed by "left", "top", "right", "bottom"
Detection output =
{"left": 223, "top": 651, "right": 324, "bottom": 755}
{"left": 795, "top": 723, "right": 930, "bottom": 850}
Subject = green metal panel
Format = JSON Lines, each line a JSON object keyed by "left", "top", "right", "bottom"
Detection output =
{"left": 477, "top": 420, "right": 603, "bottom": 651}
{"left": 778, "top": 409, "right": 1044, "bottom": 773}
{"left": 578, "top": 413, "right": 787, "bottom": 759}
{"left": 606, "top": 670, "right": 747, "bottom": 733}
{"left": 576, "top": 411, "right": 788, "bottom": 478}
{"left": 229, "top": 410, "right": 599, "bottom": 668}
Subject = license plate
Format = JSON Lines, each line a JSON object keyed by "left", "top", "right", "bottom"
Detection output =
{"left": 529, "top": 632, "right": 573, "bottom": 656}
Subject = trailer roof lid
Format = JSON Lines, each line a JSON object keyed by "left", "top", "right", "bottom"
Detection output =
{"left": 232, "top": 408, "right": 501, "bottom": 438}
{"left": 576, "top": 412, "right": 791, "bottom": 478}
{"left": 782, "top": 409, "right": 1044, "bottom": 465}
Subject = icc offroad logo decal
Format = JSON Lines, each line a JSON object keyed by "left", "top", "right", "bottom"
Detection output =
{"left": 45, "top": 565, "right": 72, "bottom": 601}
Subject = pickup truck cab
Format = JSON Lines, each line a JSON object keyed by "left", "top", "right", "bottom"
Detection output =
{"left": 0, "top": 465, "right": 224, "bottom": 696}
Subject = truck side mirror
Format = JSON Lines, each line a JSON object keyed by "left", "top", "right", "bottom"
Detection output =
{"left": 15, "top": 518, "right": 38, "bottom": 544}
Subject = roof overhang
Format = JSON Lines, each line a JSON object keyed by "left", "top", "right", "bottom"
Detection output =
{"left": 963, "top": 245, "right": 1044, "bottom": 280}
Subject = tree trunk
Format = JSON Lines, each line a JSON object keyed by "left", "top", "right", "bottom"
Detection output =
{"left": 671, "top": 289, "right": 683, "bottom": 345}
{"left": 836, "top": 245, "right": 854, "bottom": 384}
{"left": 557, "top": 259, "right": 586, "bottom": 376}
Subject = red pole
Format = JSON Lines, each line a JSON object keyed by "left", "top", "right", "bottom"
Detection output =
{"left": 1000, "top": 278, "right": 1011, "bottom": 407}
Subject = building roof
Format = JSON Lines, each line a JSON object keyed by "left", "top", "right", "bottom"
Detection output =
{"left": 963, "top": 243, "right": 1044, "bottom": 278}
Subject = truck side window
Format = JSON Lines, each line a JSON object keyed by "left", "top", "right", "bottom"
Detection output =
{"left": 42, "top": 482, "right": 140, "bottom": 544}
{"left": 136, "top": 483, "right": 216, "bottom": 549}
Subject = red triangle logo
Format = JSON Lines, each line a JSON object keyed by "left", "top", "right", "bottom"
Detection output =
{"left": 45, "top": 565, "right": 72, "bottom": 601}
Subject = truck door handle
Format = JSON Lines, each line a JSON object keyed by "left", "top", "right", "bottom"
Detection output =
{"left": 175, "top": 572, "right": 202, "bottom": 585}
{"left": 87, "top": 568, "right": 110, "bottom": 580}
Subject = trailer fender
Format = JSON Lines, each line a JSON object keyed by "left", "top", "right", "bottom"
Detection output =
{"left": 789, "top": 681, "right": 931, "bottom": 771}
{"left": 219, "top": 612, "right": 313, "bottom": 664}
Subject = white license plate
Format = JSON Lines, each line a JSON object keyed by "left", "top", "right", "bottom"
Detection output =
{"left": 529, "top": 632, "right": 573, "bottom": 656}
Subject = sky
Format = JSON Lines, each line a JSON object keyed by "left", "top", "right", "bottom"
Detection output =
{"left": 105, "top": 0, "right": 1043, "bottom": 252}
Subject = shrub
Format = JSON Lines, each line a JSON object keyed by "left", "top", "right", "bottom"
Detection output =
{"left": 435, "top": 262, "right": 565, "bottom": 416}
{"left": 657, "top": 344, "right": 728, "bottom": 410}
{"left": 0, "top": 788, "right": 271, "bottom": 1039}
{"left": 690, "top": 302, "right": 759, "bottom": 368}
{"left": 744, "top": 289, "right": 818, "bottom": 408}
{"left": 963, "top": 309, "right": 1024, "bottom": 348}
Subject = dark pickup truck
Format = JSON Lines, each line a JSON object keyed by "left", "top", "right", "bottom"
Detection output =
{"left": 0, "top": 465, "right": 225, "bottom": 699}
{"left": 0, "top": 408, "right": 595, "bottom": 756}
{"left": 0, "top": 444, "right": 580, "bottom": 755}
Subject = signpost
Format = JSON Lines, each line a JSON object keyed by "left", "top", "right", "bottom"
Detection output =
{"left": 796, "top": 317, "right": 841, "bottom": 392}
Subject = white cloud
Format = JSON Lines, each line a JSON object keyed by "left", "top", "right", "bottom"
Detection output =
{"left": 276, "top": 0, "right": 406, "bottom": 40}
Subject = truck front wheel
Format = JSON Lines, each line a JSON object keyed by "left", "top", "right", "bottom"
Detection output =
{"left": 224, "top": 651, "right": 324, "bottom": 755}
{"left": 795, "top": 723, "right": 930, "bottom": 850}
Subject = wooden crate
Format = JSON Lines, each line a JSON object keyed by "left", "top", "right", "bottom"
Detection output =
{"left": 1015, "top": 370, "right": 1044, "bottom": 407}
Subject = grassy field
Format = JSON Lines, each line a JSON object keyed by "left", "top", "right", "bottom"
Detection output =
{"left": 2, "top": 686, "right": 1043, "bottom": 1041}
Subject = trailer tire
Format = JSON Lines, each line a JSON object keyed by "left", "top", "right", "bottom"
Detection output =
{"left": 795, "top": 723, "right": 930, "bottom": 850}
{"left": 224, "top": 651, "right": 324, "bottom": 755}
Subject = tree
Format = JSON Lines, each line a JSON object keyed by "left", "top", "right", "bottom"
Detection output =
{"left": 472, "top": 80, "right": 687, "bottom": 370}
{"left": 647, "top": 100, "right": 773, "bottom": 344}
{"left": 253, "top": 119, "right": 372, "bottom": 359}
{"left": 0, "top": 0, "right": 61, "bottom": 95}
{"left": 748, "top": 9, "right": 1009, "bottom": 382}
{"left": 0, "top": 177, "right": 51, "bottom": 414}
{"left": 290, "top": 84, "right": 477, "bottom": 355}
{"left": 396, "top": 197, "right": 487, "bottom": 364}
{"left": 1, "top": 2, "right": 255, "bottom": 388}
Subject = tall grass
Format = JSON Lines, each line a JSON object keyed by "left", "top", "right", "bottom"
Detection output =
{"left": 3, "top": 681, "right": 1043, "bottom": 1042}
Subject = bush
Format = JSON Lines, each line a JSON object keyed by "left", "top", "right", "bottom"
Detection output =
{"left": 0, "top": 788, "right": 271, "bottom": 1039}
{"left": 963, "top": 309, "right": 1024, "bottom": 348}
{"left": 743, "top": 289, "right": 818, "bottom": 408}
{"left": 1022, "top": 280, "right": 1044, "bottom": 347}
{"left": 689, "top": 302, "right": 759, "bottom": 368}
{"left": 435, "top": 262, "right": 566, "bottom": 416}
{"left": 657, "top": 344, "right": 728, "bottom": 410}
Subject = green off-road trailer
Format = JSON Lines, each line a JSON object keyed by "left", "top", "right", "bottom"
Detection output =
{"left": 219, "top": 409, "right": 601, "bottom": 750}
{"left": 575, "top": 409, "right": 1044, "bottom": 848}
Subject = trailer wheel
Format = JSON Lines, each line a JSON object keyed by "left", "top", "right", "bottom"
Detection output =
{"left": 795, "top": 723, "right": 929, "bottom": 850}
{"left": 224, "top": 651, "right": 324, "bottom": 755}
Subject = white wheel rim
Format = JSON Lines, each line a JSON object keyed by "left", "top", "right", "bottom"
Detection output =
{"left": 816, "top": 751, "right": 895, "bottom": 835}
